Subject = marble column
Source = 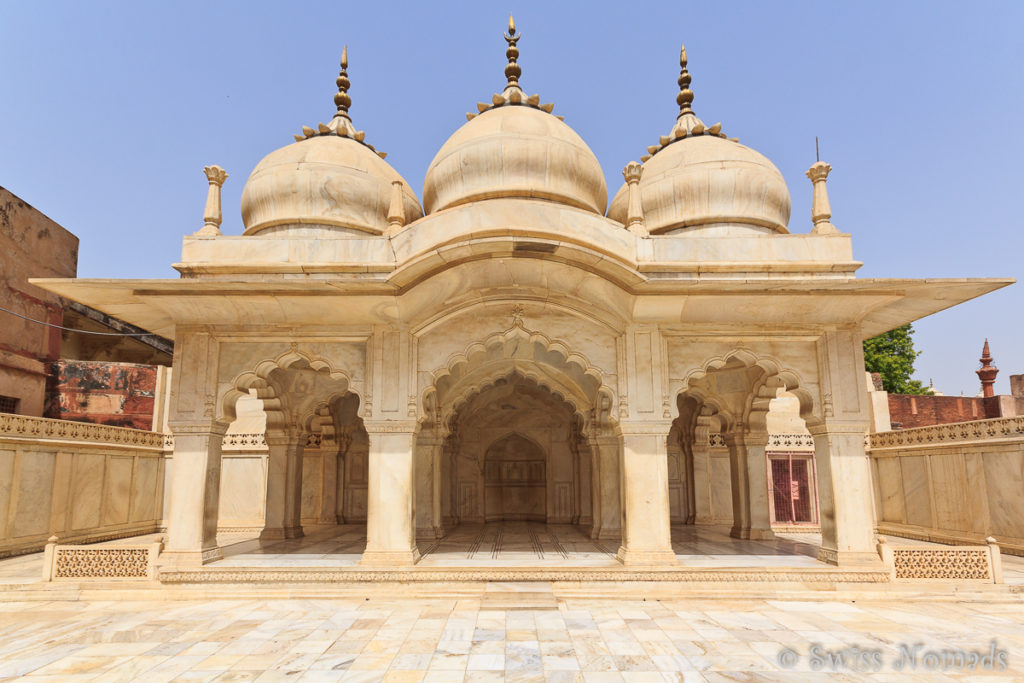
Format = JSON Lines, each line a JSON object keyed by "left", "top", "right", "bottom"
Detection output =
{"left": 743, "top": 432, "right": 774, "bottom": 540}
{"left": 616, "top": 423, "right": 677, "bottom": 566}
{"left": 811, "top": 421, "right": 879, "bottom": 566}
{"left": 318, "top": 436, "right": 339, "bottom": 526}
{"left": 261, "top": 428, "right": 305, "bottom": 540}
{"left": 587, "top": 434, "right": 622, "bottom": 540}
{"left": 361, "top": 421, "right": 420, "bottom": 566}
{"left": 163, "top": 420, "right": 228, "bottom": 566}
{"left": 691, "top": 421, "right": 714, "bottom": 524}
{"left": 724, "top": 428, "right": 752, "bottom": 539}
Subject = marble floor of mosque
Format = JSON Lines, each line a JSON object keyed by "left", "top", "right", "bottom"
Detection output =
{"left": 206, "top": 523, "right": 823, "bottom": 569}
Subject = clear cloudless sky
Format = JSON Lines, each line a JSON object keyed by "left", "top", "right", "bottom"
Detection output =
{"left": 1, "top": 2, "right": 1021, "bottom": 397}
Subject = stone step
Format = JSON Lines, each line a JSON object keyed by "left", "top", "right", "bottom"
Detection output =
{"left": 480, "top": 590, "right": 558, "bottom": 610}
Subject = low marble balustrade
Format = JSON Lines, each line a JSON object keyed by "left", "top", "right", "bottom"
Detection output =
{"left": 877, "top": 536, "right": 1002, "bottom": 583}
{"left": 869, "top": 416, "right": 1024, "bottom": 556}
{"left": 41, "top": 534, "right": 162, "bottom": 581}
{"left": 0, "top": 414, "right": 167, "bottom": 558}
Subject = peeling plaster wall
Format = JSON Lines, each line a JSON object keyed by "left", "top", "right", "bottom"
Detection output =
{"left": 0, "top": 187, "right": 78, "bottom": 416}
{"left": 44, "top": 360, "right": 159, "bottom": 430}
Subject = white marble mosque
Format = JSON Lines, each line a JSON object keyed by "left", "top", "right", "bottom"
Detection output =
{"left": 36, "top": 20, "right": 1009, "bottom": 574}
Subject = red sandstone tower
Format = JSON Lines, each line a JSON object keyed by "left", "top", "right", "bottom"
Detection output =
{"left": 976, "top": 339, "right": 999, "bottom": 398}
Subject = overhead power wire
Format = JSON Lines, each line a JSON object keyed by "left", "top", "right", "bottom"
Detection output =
{"left": 0, "top": 304, "right": 159, "bottom": 337}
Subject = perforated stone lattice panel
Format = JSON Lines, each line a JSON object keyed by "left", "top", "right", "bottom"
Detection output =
{"left": 892, "top": 548, "right": 992, "bottom": 581}
{"left": 53, "top": 547, "right": 151, "bottom": 579}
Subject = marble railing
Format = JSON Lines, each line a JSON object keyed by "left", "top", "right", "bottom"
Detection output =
{"left": 706, "top": 432, "right": 814, "bottom": 450}
{"left": 0, "top": 413, "right": 167, "bottom": 450}
{"left": 0, "top": 414, "right": 167, "bottom": 558}
{"left": 41, "top": 536, "right": 162, "bottom": 581}
{"left": 868, "top": 415, "right": 1024, "bottom": 557}
{"left": 766, "top": 433, "right": 815, "bottom": 451}
{"left": 868, "top": 415, "right": 1024, "bottom": 450}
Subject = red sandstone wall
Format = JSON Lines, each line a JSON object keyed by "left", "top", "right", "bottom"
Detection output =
{"left": 44, "top": 360, "right": 158, "bottom": 430}
{"left": 887, "top": 393, "right": 1002, "bottom": 429}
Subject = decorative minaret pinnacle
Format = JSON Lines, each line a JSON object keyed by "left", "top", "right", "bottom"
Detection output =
{"left": 504, "top": 15, "right": 521, "bottom": 90}
{"left": 385, "top": 180, "right": 406, "bottom": 237}
{"left": 806, "top": 161, "right": 840, "bottom": 235}
{"left": 676, "top": 44, "right": 694, "bottom": 118}
{"left": 977, "top": 339, "right": 999, "bottom": 398}
{"left": 196, "top": 165, "right": 228, "bottom": 236}
{"left": 334, "top": 46, "right": 352, "bottom": 121}
{"left": 641, "top": 44, "right": 727, "bottom": 162}
{"left": 622, "top": 162, "right": 647, "bottom": 236}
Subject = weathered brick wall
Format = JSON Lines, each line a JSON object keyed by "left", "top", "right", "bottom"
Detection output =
{"left": 44, "top": 360, "right": 158, "bottom": 430}
{"left": 0, "top": 187, "right": 79, "bottom": 416}
{"left": 887, "top": 393, "right": 1001, "bottom": 429}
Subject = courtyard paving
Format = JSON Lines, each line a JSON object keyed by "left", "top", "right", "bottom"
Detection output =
{"left": 0, "top": 592, "right": 1022, "bottom": 681}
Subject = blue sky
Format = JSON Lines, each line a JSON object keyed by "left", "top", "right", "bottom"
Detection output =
{"left": 2, "top": 2, "right": 1021, "bottom": 397}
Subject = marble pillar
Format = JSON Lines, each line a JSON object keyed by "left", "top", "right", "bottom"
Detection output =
{"left": 361, "top": 422, "right": 421, "bottom": 566}
{"left": 163, "top": 420, "right": 228, "bottom": 566}
{"left": 588, "top": 434, "right": 622, "bottom": 540}
{"left": 616, "top": 423, "right": 676, "bottom": 566}
{"left": 724, "top": 428, "right": 752, "bottom": 539}
{"left": 261, "top": 429, "right": 305, "bottom": 540}
{"left": 743, "top": 433, "right": 774, "bottom": 540}
{"left": 812, "top": 422, "right": 879, "bottom": 566}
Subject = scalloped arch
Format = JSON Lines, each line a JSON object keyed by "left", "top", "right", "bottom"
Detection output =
{"left": 672, "top": 347, "right": 814, "bottom": 428}
{"left": 221, "top": 347, "right": 360, "bottom": 429}
{"left": 423, "top": 325, "right": 614, "bottom": 431}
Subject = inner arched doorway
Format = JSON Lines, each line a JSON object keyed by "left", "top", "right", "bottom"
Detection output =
{"left": 484, "top": 433, "right": 546, "bottom": 522}
{"left": 444, "top": 373, "right": 590, "bottom": 527}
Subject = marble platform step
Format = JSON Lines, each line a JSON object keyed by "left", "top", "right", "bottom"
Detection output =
{"left": 480, "top": 590, "right": 558, "bottom": 610}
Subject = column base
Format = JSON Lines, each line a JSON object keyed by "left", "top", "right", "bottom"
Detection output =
{"left": 817, "top": 547, "right": 885, "bottom": 567}
{"left": 616, "top": 547, "right": 678, "bottom": 567}
{"left": 259, "top": 526, "right": 304, "bottom": 541}
{"left": 360, "top": 548, "right": 421, "bottom": 567}
{"left": 729, "top": 526, "right": 774, "bottom": 541}
{"left": 591, "top": 527, "right": 622, "bottom": 541}
{"left": 159, "top": 547, "right": 223, "bottom": 567}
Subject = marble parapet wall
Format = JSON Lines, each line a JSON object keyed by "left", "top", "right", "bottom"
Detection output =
{"left": 869, "top": 416, "right": 1024, "bottom": 556}
{"left": 0, "top": 414, "right": 166, "bottom": 558}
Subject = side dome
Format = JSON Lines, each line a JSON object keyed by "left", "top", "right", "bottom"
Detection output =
{"left": 422, "top": 16, "right": 606, "bottom": 216}
{"left": 240, "top": 48, "right": 423, "bottom": 237}
{"left": 608, "top": 135, "right": 791, "bottom": 234}
{"left": 241, "top": 136, "right": 422, "bottom": 237}
{"left": 609, "top": 45, "right": 791, "bottom": 235}
{"left": 423, "top": 105, "right": 607, "bottom": 215}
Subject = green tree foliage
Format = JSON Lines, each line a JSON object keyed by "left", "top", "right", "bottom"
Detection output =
{"left": 863, "top": 324, "right": 931, "bottom": 395}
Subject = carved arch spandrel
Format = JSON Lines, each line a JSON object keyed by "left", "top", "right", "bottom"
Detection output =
{"left": 220, "top": 347, "right": 364, "bottom": 430}
{"left": 670, "top": 347, "right": 820, "bottom": 429}
{"left": 420, "top": 325, "right": 619, "bottom": 433}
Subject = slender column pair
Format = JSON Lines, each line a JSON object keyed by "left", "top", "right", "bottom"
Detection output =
{"left": 261, "top": 428, "right": 306, "bottom": 540}
{"left": 724, "top": 427, "right": 774, "bottom": 540}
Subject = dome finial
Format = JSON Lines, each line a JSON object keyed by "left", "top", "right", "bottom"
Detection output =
{"left": 676, "top": 44, "right": 694, "bottom": 116}
{"left": 334, "top": 45, "right": 352, "bottom": 120}
{"left": 504, "top": 14, "right": 522, "bottom": 89}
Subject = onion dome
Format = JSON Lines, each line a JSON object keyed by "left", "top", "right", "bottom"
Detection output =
{"left": 241, "top": 48, "right": 423, "bottom": 237}
{"left": 422, "top": 17, "right": 607, "bottom": 215}
{"left": 608, "top": 46, "right": 791, "bottom": 235}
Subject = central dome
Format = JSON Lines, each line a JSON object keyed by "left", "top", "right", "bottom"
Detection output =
{"left": 423, "top": 105, "right": 606, "bottom": 215}
{"left": 422, "top": 17, "right": 606, "bottom": 216}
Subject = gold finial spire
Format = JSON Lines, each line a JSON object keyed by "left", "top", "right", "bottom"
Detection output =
{"left": 676, "top": 44, "right": 694, "bottom": 117}
{"left": 504, "top": 14, "right": 522, "bottom": 89}
{"left": 334, "top": 45, "right": 352, "bottom": 120}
